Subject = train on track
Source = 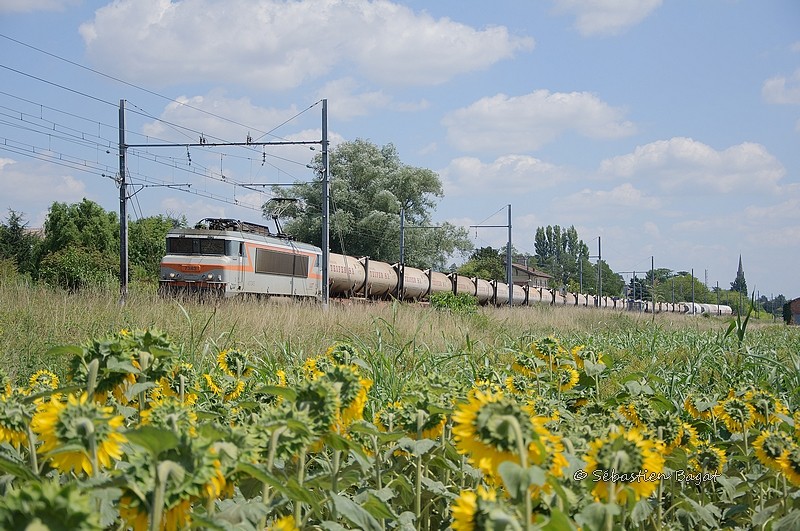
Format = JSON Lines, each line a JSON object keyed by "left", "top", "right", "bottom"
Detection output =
{"left": 158, "top": 218, "right": 732, "bottom": 316}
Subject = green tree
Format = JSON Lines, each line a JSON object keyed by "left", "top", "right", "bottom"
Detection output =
{"left": 41, "top": 199, "right": 118, "bottom": 257}
{"left": 534, "top": 225, "right": 589, "bottom": 288}
{"left": 0, "top": 210, "right": 40, "bottom": 276}
{"left": 129, "top": 215, "right": 186, "bottom": 281}
{"left": 37, "top": 199, "right": 119, "bottom": 289}
{"left": 268, "top": 139, "right": 471, "bottom": 268}
{"left": 457, "top": 246, "right": 506, "bottom": 280}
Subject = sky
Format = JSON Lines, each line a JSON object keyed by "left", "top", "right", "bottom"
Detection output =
{"left": 1, "top": 0, "right": 799, "bottom": 299}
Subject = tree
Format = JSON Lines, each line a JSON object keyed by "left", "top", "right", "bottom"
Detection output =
{"left": 37, "top": 199, "right": 119, "bottom": 289}
{"left": 0, "top": 210, "right": 40, "bottom": 276}
{"left": 268, "top": 139, "right": 471, "bottom": 268}
{"left": 129, "top": 215, "right": 186, "bottom": 281}
{"left": 534, "top": 225, "right": 589, "bottom": 288}
{"left": 41, "top": 199, "right": 118, "bottom": 257}
{"left": 457, "top": 247, "right": 506, "bottom": 280}
{"left": 730, "top": 255, "right": 748, "bottom": 295}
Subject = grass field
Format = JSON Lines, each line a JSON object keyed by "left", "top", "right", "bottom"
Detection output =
{"left": 1, "top": 278, "right": 799, "bottom": 530}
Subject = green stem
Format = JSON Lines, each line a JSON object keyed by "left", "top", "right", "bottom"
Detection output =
{"left": 25, "top": 424, "right": 38, "bottom": 475}
{"left": 294, "top": 446, "right": 307, "bottom": 525}
{"left": 502, "top": 415, "right": 531, "bottom": 531}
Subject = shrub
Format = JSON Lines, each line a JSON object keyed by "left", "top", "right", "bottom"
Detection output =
{"left": 429, "top": 291, "right": 478, "bottom": 315}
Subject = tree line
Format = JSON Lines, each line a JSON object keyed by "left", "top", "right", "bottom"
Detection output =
{"left": 0, "top": 202, "right": 183, "bottom": 290}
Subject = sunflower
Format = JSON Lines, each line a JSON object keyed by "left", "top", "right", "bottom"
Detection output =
{"left": 687, "top": 440, "right": 727, "bottom": 475}
{"left": 745, "top": 389, "right": 788, "bottom": 425}
{"left": 203, "top": 373, "right": 245, "bottom": 402}
{"left": 31, "top": 392, "right": 127, "bottom": 476}
{"left": 140, "top": 398, "right": 198, "bottom": 437}
{"left": 268, "top": 515, "right": 299, "bottom": 531}
{"left": 452, "top": 388, "right": 562, "bottom": 480}
{"left": 374, "top": 401, "right": 404, "bottom": 433}
{"left": 642, "top": 410, "right": 684, "bottom": 453}
{"left": 684, "top": 393, "right": 713, "bottom": 420}
{"left": 325, "top": 342, "right": 360, "bottom": 365}
{"left": 511, "top": 351, "right": 543, "bottom": 378}
{"left": 678, "top": 422, "right": 700, "bottom": 449}
{"left": 0, "top": 389, "right": 34, "bottom": 449}
{"left": 779, "top": 444, "right": 800, "bottom": 487}
{"left": 713, "top": 396, "right": 756, "bottom": 433}
{"left": 753, "top": 430, "right": 793, "bottom": 471}
{"left": 583, "top": 427, "right": 665, "bottom": 502}
{"left": 504, "top": 374, "right": 535, "bottom": 396}
{"left": 28, "top": 370, "right": 60, "bottom": 395}
{"left": 531, "top": 336, "right": 565, "bottom": 366}
{"left": 451, "top": 486, "right": 507, "bottom": 530}
{"left": 322, "top": 364, "right": 372, "bottom": 429}
{"left": 555, "top": 364, "right": 579, "bottom": 392}
{"left": 153, "top": 362, "right": 198, "bottom": 405}
{"left": 217, "top": 349, "right": 252, "bottom": 378}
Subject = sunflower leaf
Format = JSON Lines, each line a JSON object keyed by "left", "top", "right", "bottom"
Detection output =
{"left": 124, "top": 426, "right": 179, "bottom": 457}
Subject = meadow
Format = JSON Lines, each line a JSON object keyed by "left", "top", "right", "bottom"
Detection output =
{"left": 0, "top": 279, "right": 799, "bottom": 530}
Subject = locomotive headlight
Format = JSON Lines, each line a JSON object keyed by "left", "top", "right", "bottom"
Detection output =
{"left": 207, "top": 274, "right": 214, "bottom": 280}
{"left": 169, "top": 272, "right": 176, "bottom": 279}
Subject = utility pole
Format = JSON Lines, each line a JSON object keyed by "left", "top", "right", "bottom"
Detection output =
{"left": 399, "top": 207, "right": 405, "bottom": 265}
{"left": 118, "top": 98, "right": 329, "bottom": 304}
{"left": 506, "top": 204, "right": 512, "bottom": 307}
{"left": 651, "top": 256, "right": 655, "bottom": 313}
{"left": 469, "top": 204, "right": 513, "bottom": 306}
{"left": 691, "top": 268, "right": 695, "bottom": 314}
{"left": 321, "top": 99, "right": 330, "bottom": 308}
{"left": 118, "top": 99, "right": 128, "bottom": 304}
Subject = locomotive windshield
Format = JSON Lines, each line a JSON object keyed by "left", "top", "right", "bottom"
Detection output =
{"left": 167, "top": 237, "right": 236, "bottom": 256}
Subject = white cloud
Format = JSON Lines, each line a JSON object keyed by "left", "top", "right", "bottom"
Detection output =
{"left": 551, "top": 0, "right": 662, "bottom": 37}
{"left": 0, "top": 158, "right": 87, "bottom": 208}
{"left": 140, "top": 91, "right": 309, "bottom": 143}
{"left": 762, "top": 69, "right": 800, "bottom": 104}
{"left": 79, "top": 0, "right": 534, "bottom": 89}
{"left": 313, "top": 78, "right": 429, "bottom": 120}
{"left": 439, "top": 154, "right": 568, "bottom": 196}
{"left": 443, "top": 90, "right": 635, "bottom": 153}
{"left": 562, "top": 183, "right": 661, "bottom": 212}
{"left": 0, "top": 0, "right": 79, "bottom": 13}
{"left": 599, "top": 137, "right": 786, "bottom": 194}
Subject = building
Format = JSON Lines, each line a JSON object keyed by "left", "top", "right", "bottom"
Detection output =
{"left": 511, "top": 262, "right": 552, "bottom": 289}
{"left": 784, "top": 297, "right": 800, "bottom": 325}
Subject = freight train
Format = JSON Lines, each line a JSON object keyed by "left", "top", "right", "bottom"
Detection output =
{"left": 158, "top": 218, "right": 732, "bottom": 315}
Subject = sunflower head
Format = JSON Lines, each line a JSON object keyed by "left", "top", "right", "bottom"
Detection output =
{"left": 753, "top": 430, "right": 793, "bottom": 471}
{"left": 0, "top": 390, "right": 35, "bottom": 449}
{"left": 325, "top": 342, "right": 360, "bottom": 365}
{"left": 0, "top": 480, "right": 101, "bottom": 530}
{"left": 140, "top": 398, "right": 198, "bottom": 437}
{"left": 745, "top": 389, "right": 788, "bottom": 425}
{"left": 688, "top": 440, "right": 727, "bottom": 475}
{"left": 31, "top": 392, "right": 127, "bottom": 476}
{"left": 642, "top": 410, "right": 684, "bottom": 452}
{"left": 451, "top": 486, "right": 517, "bottom": 531}
{"left": 217, "top": 349, "right": 252, "bottom": 378}
{"left": 28, "top": 370, "right": 60, "bottom": 395}
{"left": 583, "top": 427, "right": 665, "bottom": 502}
{"left": 713, "top": 396, "right": 756, "bottom": 433}
{"left": 779, "top": 444, "right": 800, "bottom": 487}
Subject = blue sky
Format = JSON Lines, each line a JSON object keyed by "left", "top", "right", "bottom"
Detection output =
{"left": 1, "top": 0, "right": 799, "bottom": 299}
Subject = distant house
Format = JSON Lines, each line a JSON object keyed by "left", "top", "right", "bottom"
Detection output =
{"left": 785, "top": 297, "right": 800, "bottom": 325}
{"left": 510, "top": 262, "right": 552, "bottom": 289}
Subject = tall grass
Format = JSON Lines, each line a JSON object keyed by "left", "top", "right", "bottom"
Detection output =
{"left": 1, "top": 279, "right": 797, "bottom": 390}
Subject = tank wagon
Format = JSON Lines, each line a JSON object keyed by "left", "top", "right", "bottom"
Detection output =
{"left": 159, "top": 219, "right": 730, "bottom": 315}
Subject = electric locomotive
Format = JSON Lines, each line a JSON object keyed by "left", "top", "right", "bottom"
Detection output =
{"left": 159, "top": 218, "right": 322, "bottom": 299}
